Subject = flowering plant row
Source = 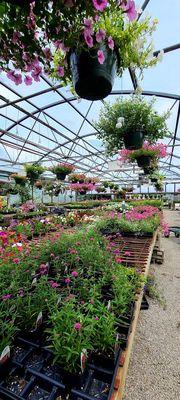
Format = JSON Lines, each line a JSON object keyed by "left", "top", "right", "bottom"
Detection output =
{"left": 0, "top": 223, "right": 142, "bottom": 375}
{"left": 0, "top": 1, "right": 158, "bottom": 88}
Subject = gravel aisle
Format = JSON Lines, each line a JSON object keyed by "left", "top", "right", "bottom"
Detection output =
{"left": 123, "top": 210, "right": 180, "bottom": 400}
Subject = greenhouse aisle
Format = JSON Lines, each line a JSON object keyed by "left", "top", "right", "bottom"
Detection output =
{"left": 124, "top": 210, "right": 180, "bottom": 400}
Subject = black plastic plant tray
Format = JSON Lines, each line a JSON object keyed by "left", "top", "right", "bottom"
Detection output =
{"left": 0, "top": 333, "right": 123, "bottom": 400}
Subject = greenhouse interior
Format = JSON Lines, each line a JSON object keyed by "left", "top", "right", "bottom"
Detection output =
{"left": 0, "top": 1, "right": 179, "bottom": 399}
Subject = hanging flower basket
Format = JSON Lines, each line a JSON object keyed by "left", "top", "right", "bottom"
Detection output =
{"left": 56, "top": 172, "right": 67, "bottom": 181}
{"left": 51, "top": 163, "right": 75, "bottom": 181}
{"left": 124, "top": 130, "right": 144, "bottom": 150}
{"left": 118, "top": 142, "right": 167, "bottom": 176}
{"left": 69, "top": 45, "right": 118, "bottom": 100}
{"left": 1, "top": 2, "right": 159, "bottom": 94}
{"left": 136, "top": 155, "right": 152, "bottom": 169}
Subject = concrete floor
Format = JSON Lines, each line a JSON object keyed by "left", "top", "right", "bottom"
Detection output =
{"left": 123, "top": 210, "right": 180, "bottom": 400}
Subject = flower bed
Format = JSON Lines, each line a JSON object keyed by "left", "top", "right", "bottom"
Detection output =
{"left": 0, "top": 223, "right": 143, "bottom": 397}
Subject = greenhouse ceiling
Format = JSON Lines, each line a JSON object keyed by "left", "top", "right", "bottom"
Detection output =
{"left": 0, "top": 0, "right": 180, "bottom": 184}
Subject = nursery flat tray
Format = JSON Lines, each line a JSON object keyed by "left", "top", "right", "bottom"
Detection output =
{"left": 110, "top": 230, "right": 158, "bottom": 400}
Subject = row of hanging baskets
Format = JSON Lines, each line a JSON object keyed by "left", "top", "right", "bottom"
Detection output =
{"left": 0, "top": 1, "right": 160, "bottom": 100}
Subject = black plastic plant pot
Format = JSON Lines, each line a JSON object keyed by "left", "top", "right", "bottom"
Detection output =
{"left": 151, "top": 178, "right": 158, "bottom": 183}
{"left": 56, "top": 172, "right": 66, "bottom": 181}
{"left": 124, "top": 130, "right": 144, "bottom": 150}
{"left": 136, "top": 155, "right": 152, "bottom": 168}
{"left": 69, "top": 45, "right": 118, "bottom": 100}
{"left": 79, "top": 191, "right": 87, "bottom": 195}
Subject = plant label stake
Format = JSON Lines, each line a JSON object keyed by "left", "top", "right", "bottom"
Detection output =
{"left": 0, "top": 346, "right": 10, "bottom": 365}
{"left": 36, "top": 311, "right": 43, "bottom": 329}
{"left": 80, "top": 349, "right": 87, "bottom": 373}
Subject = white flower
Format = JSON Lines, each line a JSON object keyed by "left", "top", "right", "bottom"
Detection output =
{"left": 116, "top": 117, "right": 125, "bottom": 129}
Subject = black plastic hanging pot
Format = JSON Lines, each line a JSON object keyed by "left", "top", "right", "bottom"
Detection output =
{"left": 56, "top": 172, "right": 66, "bottom": 181}
{"left": 69, "top": 44, "right": 118, "bottom": 100}
{"left": 136, "top": 155, "right": 152, "bottom": 169}
{"left": 124, "top": 130, "right": 144, "bottom": 150}
{"left": 79, "top": 190, "right": 87, "bottom": 195}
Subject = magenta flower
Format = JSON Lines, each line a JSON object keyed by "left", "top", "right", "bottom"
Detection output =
{"left": 125, "top": 251, "right": 131, "bottom": 256}
{"left": 95, "top": 316, "right": 99, "bottom": 321}
{"left": 71, "top": 270, "right": 78, "bottom": 277}
{"left": 69, "top": 248, "right": 78, "bottom": 254}
{"left": 31, "top": 66, "right": 42, "bottom": 82}
{"left": 13, "top": 258, "right": 20, "bottom": 264}
{"left": 74, "top": 322, "right": 82, "bottom": 330}
{"left": 57, "top": 66, "right": 64, "bottom": 77}
{"left": 96, "top": 29, "right": 106, "bottom": 43}
{"left": 49, "top": 280, "right": 59, "bottom": 288}
{"left": 97, "top": 50, "right": 105, "bottom": 64}
{"left": 2, "top": 294, "right": 12, "bottom": 300}
{"left": 115, "top": 256, "right": 123, "bottom": 264}
{"left": 121, "top": 0, "right": 137, "bottom": 21}
{"left": 84, "top": 30, "right": 93, "bottom": 48}
{"left": 24, "top": 75, "right": 33, "bottom": 86}
{"left": 65, "top": 277, "right": 71, "bottom": 284}
{"left": 84, "top": 18, "right": 93, "bottom": 34}
{"left": 108, "top": 36, "right": 114, "bottom": 50}
{"left": 93, "top": 0, "right": 107, "bottom": 12}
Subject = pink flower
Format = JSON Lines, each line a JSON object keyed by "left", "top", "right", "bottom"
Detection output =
{"left": 31, "top": 66, "right": 42, "bottom": 82}
{"left": 93, "top": 0, "right": 107, "bottom": 12}
{"left": 124, "top": 251, "right": 131, "bottom": 256}
{"left": 76, "top": 242, "right": 81, "bottom": 246}
{"left": 84, "top": 30, "right": 93, "bottom": 48}
{"left": 65, "top": 277, "right": 71, "bottom": 284}
{"left": 84, "top": 18, "right": 93, "bottom": 34}
{"left": 97, "top": 50, "right": 105, "bottom": 64}
{"left": 121, "top": 0, "right": 137, "bottom": 21}
{"left": 13, "top": 258, "right": 20, "bottom": 264}
{"left": 71, "top": 270, "right": 78, "bottom": 277}
{"left": 49, "top": 280, "right": 59, "bottom": 288}
{"left": 108, "top": 36, "right": 114, "bottom": 50}
{"left": 74, "top": 322, "right": 82, "bottom": 330}
{"left": 115, "top": 256, "right": 123, "bottom": 264}
{"left": 95, "top": 316, "right": 99, "bottom": 320}
{"left": 57, "top": 66, "right": 64, "bottom": 77}
{"left": 96, "top": 29, "right": 106, "bottom": 43}
{"left": 69, "top": 248, "right": 77, "bottom": 254}
{"left": 24, "top": 75, "right": 33, "bottom": 86}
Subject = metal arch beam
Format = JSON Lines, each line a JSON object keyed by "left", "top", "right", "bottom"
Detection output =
{"left": 169, "top": 101, "right": 180, "bottom": 167}
{"left": 0, "top": 83, "right": 63, "bottom": 110}
{"left": 153, "top": 43, "right": 180, "bottom": 57}
{"left": 1, "top": 93, "right": 108, "bottom": 167}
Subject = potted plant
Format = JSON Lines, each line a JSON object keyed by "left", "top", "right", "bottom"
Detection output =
{"left": 155, "top": 182, "right": 164, "bottom": 192}
{"left": 96, "top": 96, "right": 170, "bottom": 153}
{"left": 69, "top": 173, "right": 86, "bottom": 183}
{"left": 11, "top": 174, "right": 27, "bottom": 187}
{"left": 25, "top": 164, "right": 44, "bottom": 200}
{"left": 96, "top": 186, "right": 106, "bottom": 194}
{"left": 150, "top": 171, "right": 165, "bottom": 184}
{"left": 51, "top": 163, "right": 75, "bottom": 181}
{"left": 69, "top": 183, "right": 95, "bottom": 195}
{"left": 0, "top": 2, "right": 159, "bottom": 100}
{"left": 118, "top": 142, "right": 167, "bottom": 175}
